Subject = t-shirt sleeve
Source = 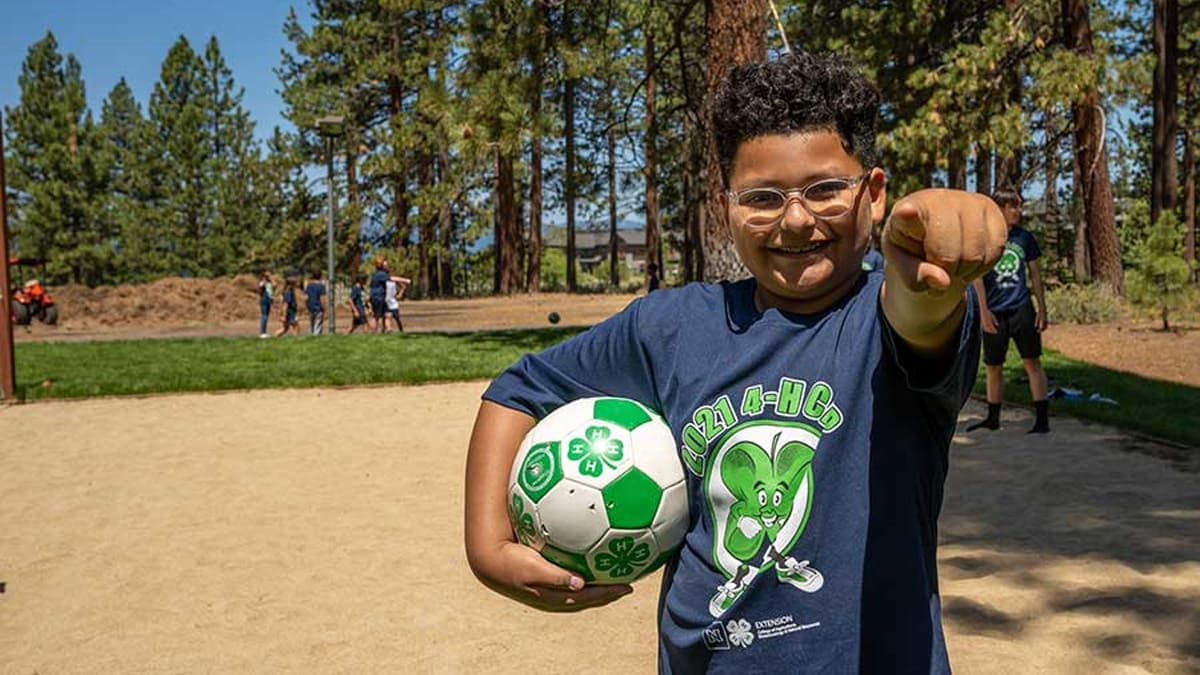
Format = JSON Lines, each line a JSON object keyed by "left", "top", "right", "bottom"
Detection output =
{"left": 879, "top": 285, "right": 980, "bottom": 406}
{"left": 1024, "top": 229, "right": 1042, "bottom": 262}
{"left": 483, "top": 299, "right": 657, "bottom": 420}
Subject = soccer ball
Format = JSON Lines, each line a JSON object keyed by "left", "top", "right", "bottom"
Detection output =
{"left": 508, "top": 397, "right": 689, "bottom": 584}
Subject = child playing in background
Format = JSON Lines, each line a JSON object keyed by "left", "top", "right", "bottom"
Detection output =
{"left": 274, "top": 278, "right": 300, "bottom": 337}
{"left": 348, "top": 273, "right": 368, "bottom": 334}
{"left": 304, "top": 270, "right": 327, "bottom": 335}
{"left": 384, "top": 274, "right": 411, "bottom": 333}
{"left": 257, "top": 269, "right": 274, "bottom": 338}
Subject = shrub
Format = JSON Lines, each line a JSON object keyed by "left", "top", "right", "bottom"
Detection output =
{"left": 1045, "top": 283, "right": 1122, "bottom": 324}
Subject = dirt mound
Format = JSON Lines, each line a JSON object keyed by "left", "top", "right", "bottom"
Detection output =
{"left": 52, "top": 275, "right": 262, "bottom": 329}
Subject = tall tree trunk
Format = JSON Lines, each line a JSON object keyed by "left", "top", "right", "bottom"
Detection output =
{"left": 608, "top": 128, "right": 619, "bottom": 288}
{"left": 1184, "top": 127, "right": 1196, "bottom": 278}
{"left": 1152, "top": 0, "right": 1180, "bottom": 226}
{"left": 496, "top": 152, "right": 519, "bottom": 294}
{"left": 974, "top": 146, "right": 993, "bottom": 194}
{"left": 948, "top": 147, "right": 967, "bottom": 189}
{"left": 1063, "top": 0, "right": 1123, "bottom": 294}
{"left": 1044, "top": 111, "right": 1059, "bottom": 214}
{"left": 644, "top": 0, "right": 661, "bottom": 276}
{"left": 1071, "top": 152, "right": 1091, "bottom": 282}
{"left": 702, "top": 0, "right": 767, "bottom": 282}
{"left": 683, "top": 116, "right": 699, "bottom": 283}
{"left": 565, "top": 76, "right": 578, "bottom": 292}
{"left": 417, "top": 153, "right": 432, "bottom": 297}
{"left": 389, "top": 16, "right": 409, "bottom": 254}
{"left": 525, "top": 5, "right": 546, "bottom": 294}
{"left": 435, "top": 142, "right": 453, "bottom": 297}
{"left": 344, "top": 141, "right": 362, "bottom": 277}
{"left": 672, "top": 6, "right": 701, "bottom": 283}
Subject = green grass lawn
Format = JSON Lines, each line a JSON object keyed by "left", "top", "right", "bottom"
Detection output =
{"left": 12, "top": 328, "right": 585, "bottom": 400}
{"left": 974, "top": 348, "right": 1200, "bottom": 448}
{"left": 11, "top": 329, "right": 1199, "bottom": 448}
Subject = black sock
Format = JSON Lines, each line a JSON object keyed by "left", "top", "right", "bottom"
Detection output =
{"left": 967, "top": 403, "right": 1001, "bottom": 431}
{"left": 1029, "top": 400, "right": 1049, "bottom": 433}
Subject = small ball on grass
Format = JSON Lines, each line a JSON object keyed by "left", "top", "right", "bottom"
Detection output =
{"left": 547, "top": 312, "right": 561, "bottom": 325}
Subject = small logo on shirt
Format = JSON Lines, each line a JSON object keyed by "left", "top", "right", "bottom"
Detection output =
{"left": 703, "top": 622, "right": 730, "bottom": 651}
{"left": 727, "top": 619, "right": 755, "bottom": 647}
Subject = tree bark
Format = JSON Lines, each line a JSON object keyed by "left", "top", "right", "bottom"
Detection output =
{"left": 496, "top": 151, "right": 520, "bottom": 294}
{"left": 948, "top": 147, "right": 967, "bottom": 190}
{"left": 1071, "top": 151, "right": 1091, "bottom": 282}
{"left": 1183, "top": 127, "right": 1195, "bottom": 277}
{"left": 608, "top": 128, "right": 619, "bottom": 288}
{"left": 974, "top": 146, "right": 993, "bottom": 195}
{"left": 565, "top": 75, "right": 578, "bottom": 292}
{"left": 701, "top": 0, "right": 767, "bottom": 282}
{"left": 525, "top": 4, "right": 546, "bottom": 294}
{"left": 1152, "top": 0, "right": 1179, "bottom": 226}
{"left": 644, "top": 2, "right": 661, "bottom": 277}
{"left": 1062, "top": 0, "right": 1123, "bottom": 294}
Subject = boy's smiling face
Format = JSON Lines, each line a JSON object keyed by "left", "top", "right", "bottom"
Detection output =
{"left": 723, "top": 131, "right": 886, "bottom": 315}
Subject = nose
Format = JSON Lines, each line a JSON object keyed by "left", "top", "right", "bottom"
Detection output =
{"left": 779, "top": 196, "right": 815, "bottom": 232}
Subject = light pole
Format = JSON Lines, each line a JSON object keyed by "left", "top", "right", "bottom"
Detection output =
{"left": 316, "top": 114, "right": 345, "bottom": 334}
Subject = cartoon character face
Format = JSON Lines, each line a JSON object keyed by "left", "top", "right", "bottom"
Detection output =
{"left": 994, "top": 248, "right": 1020, "bottom": 278}
{"left": 719, "top": 433, "right": 814, "bottom": 561}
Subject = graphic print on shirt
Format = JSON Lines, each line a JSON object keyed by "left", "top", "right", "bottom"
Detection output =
{"left": 680, "top": 378, "right": 843, "bottom": 618}
{"left": 992, "top": 243, "right": 1023, "bottom": 288}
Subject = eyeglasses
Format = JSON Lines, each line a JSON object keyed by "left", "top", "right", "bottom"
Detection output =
{"left": 727, "top": 173, "right": 871, "bottom": 229}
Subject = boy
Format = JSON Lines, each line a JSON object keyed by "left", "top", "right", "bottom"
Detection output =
{"left": 384, "top": 274, "right": 411, "bottom": 332}
{"left": 304, "top": 270, "right": 327, "bottom": 335}
{"left": 348, "top": 273, "right": 369, "bottom": 334}
{"left": 464, "top": 53, "right": 1005, "bottom": 673}
{"left": 257, "top": 269, "right": 274, "bottom": 338}
{"left": 274, "top": 277, "right": 300, "bottom": 337}
{"left": 370, "top": 258, "right": 391, "bottom": 333}
{"left": 969, "top": 189, "right": 1050, "bottom": 433}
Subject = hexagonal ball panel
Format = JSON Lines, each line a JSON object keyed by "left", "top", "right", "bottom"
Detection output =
{"left": 630, "top": 421, "right": 684, "bottom": 487}
{"left": 601, "top": 467, "right": 662, "bottom": 530}
{"left": 651, "top": 480, "right": 689, "bottom": 552}
{"left": 535, "top": 478, "right": 609, "bottom": 553}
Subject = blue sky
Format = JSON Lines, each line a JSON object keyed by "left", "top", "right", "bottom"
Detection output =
{"left": 0, "top": 0, "right": 307, "bottom": 140}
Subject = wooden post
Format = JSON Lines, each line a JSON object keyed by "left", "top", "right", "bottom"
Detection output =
{"left": 0, "top": 111, "right": 17, "bottom": 400}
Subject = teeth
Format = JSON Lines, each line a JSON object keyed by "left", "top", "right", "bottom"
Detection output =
{"left": 776, "top": 242, "right": 825, "bottom": 253}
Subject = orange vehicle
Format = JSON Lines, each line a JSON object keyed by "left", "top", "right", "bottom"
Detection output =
{"left": 8, "top": 257, "right": 59, "bottom": 326}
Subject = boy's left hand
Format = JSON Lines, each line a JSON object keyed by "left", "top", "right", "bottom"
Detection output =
{"left": 882, "top": 189, "right": 1007, "bottom": 293}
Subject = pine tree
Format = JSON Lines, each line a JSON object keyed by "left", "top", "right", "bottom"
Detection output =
{"left": 1126, "top": 208, "right": 1196, "bottom": 330}
{"left": 3, "top": 32, "right": 110, "bottom": 284}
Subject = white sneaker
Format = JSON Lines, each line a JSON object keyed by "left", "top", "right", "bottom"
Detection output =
{"left": 775, "top": 558, "right": 823, "bottom": 592}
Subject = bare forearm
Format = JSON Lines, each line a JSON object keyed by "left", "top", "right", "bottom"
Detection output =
{"left": 464, "top": 400, "right": 536, "bottom": 577}
{"left": 881, "top": 270, "right": 968, "bottom": 357}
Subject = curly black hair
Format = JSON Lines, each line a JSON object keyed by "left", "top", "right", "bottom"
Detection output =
{"left": 712, "top": 52, "right": 880, "bottom": 186}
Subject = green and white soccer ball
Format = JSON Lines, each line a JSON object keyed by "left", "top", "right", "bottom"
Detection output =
{"left": 508, "top": 397, "right": 689, "bottom": 584}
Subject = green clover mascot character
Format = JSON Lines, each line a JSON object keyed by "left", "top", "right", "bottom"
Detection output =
{"left": 709, "top": 429, "right": 823, "bottom": 617}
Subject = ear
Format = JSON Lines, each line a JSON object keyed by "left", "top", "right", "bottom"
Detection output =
{"left": 867, "top": 167, "right": 887, "bottom": 225}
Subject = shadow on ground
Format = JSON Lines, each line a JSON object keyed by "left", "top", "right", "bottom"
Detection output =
{"left": 941, "top": 402, "right": 1200, "bottom": 672}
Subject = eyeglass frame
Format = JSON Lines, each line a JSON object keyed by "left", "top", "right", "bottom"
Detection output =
{"left": 725, "top": 171, "right": 875, "bottom": 229}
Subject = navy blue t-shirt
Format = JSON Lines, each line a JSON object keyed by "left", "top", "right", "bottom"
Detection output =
{"left": 351, "top": 285, "right": 366, "bottom": 313}
{"left": 304, "top": 281, "right": 326, "bottom": 313}
{"left": 370, "top": 269, "right": 390, "bottom": 303}
{"left": 981, "top": 226, "right": 1040, "bottom": 313}
{"left": 484, "top": 273, "right": 978, "bottom": 674}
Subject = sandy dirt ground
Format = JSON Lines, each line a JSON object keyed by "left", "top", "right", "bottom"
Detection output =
{"left": 1, "top": 384, "right": 1197, "bottom": 674}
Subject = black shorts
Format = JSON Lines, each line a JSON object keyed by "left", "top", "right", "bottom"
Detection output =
{"left": 982, "top": 299, "right": 1042, "bottom": 366}
{"left": 352, "top": 314, "right": 368, "bottom": 326}
{"left": 371, "top": 298, "right": 387, "bottom": 319}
